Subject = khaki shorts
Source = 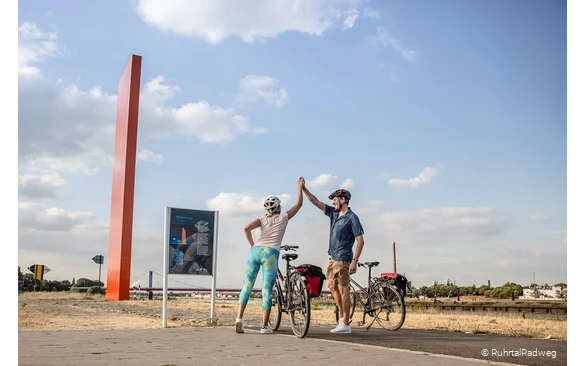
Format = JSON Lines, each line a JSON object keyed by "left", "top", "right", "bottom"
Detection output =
{"left": 326, "top": 260, "right": 350, "bottom": 287}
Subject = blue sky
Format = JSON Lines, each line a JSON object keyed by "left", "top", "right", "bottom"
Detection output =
{"left": 14, "top": 0, "right": 571, "bottom": 291}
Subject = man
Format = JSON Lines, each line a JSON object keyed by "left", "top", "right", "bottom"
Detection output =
{"left": 302, "top": 184, "right": 364, "bottom": 334}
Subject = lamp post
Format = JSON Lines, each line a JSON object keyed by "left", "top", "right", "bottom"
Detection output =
{"left": 92, "top": 255, "right": 104, "bottom": 287}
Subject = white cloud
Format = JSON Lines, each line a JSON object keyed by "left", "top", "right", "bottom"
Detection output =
{"left": 17, "top": 200, "right": 565, "bottom": 290}
{"left": 18, "top": 202, "right": 97, "bottom": 231}
{"left": 341, "top": 8, "right": 359, "bottom": 30}
{"left": 353, "top": 199, "right": 385, "bottom": 214}
{"left": 362, "top": 7, "right": 380, "bottom": 19}
{"left": 306, "top": 173, "right": 338, "bottom": 188}
{"left": 340, "top": 178, "right": 354, "bottom": 189}
{"left": 137, "top": 149, "right": 163, "bottom": 164}
{"left": 235, "top": 75, "right": 289, "bottom": 108}
{"left": 19, "top": 78, "right": 118, "bottom": 173}
{"left": 378, "top": 206, "right": 508, "bottom": 243}
{"left": 135, "top": 0, "right": 367, "bottom": 44}
{"left": 18, "top": 22, "right": 64, "bottom": 76}
{"left": 530, "top": 214, "right": 551, "bottom": 221}
{"left": 370, "top": 26, "right": 418, "bottom": 63}
{"left": 206, "top": 192, "right": 291, "bottom": 216}
{"left": 18, "top": 23, "right": 267, "bottom": 175}
{"left": 139, "top": 76, "right": 268, "bottom": 144}
{"left": 19, "top": 173, "right": 66, "bottom": 198}
{"left": 18, "top": 224, "right": 153, "bottom": 284}
{"left": 389, "top": 166, "right": 441, "bottom": 188}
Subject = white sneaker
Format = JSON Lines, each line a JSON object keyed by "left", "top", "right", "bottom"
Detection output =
{"left": 337, "top": 317, "right": 352, "bottom": 325}
{"left": 330, "top": 323, "right": 351, "bottom": 334}
{"left": 235, "top": 319, "right": 244, "bottom": 333}
{"left": 330, "top": 325, "right": 340, "bottom": 332}
{"left": 260, "top": 326, "right": 273, "bottom": 334}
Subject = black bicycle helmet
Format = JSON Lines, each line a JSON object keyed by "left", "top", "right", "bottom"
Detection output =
{"left": 328, "top": 189, "right": 351, "bottom": 200}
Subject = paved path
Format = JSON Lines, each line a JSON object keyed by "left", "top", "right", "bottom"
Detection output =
{"left": 19, "top": 325, "right": 565, "bottom": 366}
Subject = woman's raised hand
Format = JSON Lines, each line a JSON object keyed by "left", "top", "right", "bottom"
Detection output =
{"left": 298, "top": 176, "right": 305, "bottom": 189}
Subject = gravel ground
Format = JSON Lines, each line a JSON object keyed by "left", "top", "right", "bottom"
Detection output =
{"left": 18, "top": 294, "right": 334, "bottom": 331}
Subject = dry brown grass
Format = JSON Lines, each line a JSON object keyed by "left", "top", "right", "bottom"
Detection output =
{"left": 18, "top": 292, "right": 566, "bottom": 341}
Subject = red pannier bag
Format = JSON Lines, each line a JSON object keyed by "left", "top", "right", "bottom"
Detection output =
{"left": 297, "top": 264, "right": 326, "bottom": 298}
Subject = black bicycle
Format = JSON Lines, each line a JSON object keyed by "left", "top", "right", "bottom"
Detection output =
{"left": 334, "top": 261, "right": 406, "bottom": 331}
{"left": 267, "top": 245, "right": 311, "bottom": 338}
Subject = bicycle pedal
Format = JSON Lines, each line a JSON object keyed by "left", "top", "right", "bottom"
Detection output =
{"left": 357, "top": 321, "right": 365, "bottom": 326}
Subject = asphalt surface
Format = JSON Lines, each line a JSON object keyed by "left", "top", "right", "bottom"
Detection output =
{"left": 292, "top": 325, "right": 567, "bottom": 366}
{"left": 19, "top": 324, "right": 566, "bottom": 366}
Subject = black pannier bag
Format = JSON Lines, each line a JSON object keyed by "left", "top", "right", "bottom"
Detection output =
{"left": 297, "top": 264, "right": 326, "bottom": 298}
{"left": 381, "top": 272, "right": 408, "bottom": 297}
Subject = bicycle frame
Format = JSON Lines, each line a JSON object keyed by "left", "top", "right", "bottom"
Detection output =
{"left": 346, "top": 264, "right": 382, "bottom": 329}
{"left": 334, "top": 261, "right": 406, "bottom": 331}
{"left": 273, "top": 260, "right": 297, "bottom": 313}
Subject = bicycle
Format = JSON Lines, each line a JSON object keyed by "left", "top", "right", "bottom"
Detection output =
{"left": 333, "top": 261, "right": 406, "bottom": 331}
{"left": 267, "top": 245, "right": 312, "bottom": 338}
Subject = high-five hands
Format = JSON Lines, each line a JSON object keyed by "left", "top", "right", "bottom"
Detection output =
{"left": 298, "top": 176, "right": 305, "bottom": 189}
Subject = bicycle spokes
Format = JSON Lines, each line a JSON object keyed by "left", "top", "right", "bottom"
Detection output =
{"left": 288, "top": 273, "right": 311, "bottom": 338}
{"left": 268, "top": 285, "right": 282, "bottom": 331}
{"left": 370, "top": 281, "right": 406, "bottom": 331}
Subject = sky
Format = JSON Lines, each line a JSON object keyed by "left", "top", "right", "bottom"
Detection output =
{"left": 12, "top": 0, "right": 576, "bottom": 293}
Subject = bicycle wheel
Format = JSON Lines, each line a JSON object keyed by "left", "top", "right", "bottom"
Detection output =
{"left": 288, "top": 272, "right": 311, "bottom": 338}
{"left": 268, "top": 283, "right": 283, "bottom": 331}
{"left": 372, "top": 280, "right": 406, "bottom": 331}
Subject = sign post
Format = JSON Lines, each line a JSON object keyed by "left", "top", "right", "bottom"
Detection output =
{"left": 27, "top": 264, "right": 51, "bottom": 291}
{"left": 27, "top": 264, "right": 50, "bottom": 280}
{"left": 16, "top": 264, "right": 20, "bottom": 365}
{"left": 162, "top": 206, "right": 219, "bottom": 328}
{"left": 92, "top": 255, "right": 104, "bottom": 287}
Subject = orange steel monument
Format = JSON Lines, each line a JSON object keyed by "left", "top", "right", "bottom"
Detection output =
{"left": 105, "top": 54, "right": 142, "bottom": 300}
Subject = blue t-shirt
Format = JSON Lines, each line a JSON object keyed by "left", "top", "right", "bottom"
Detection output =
{"left": 324, "top": 205, "right": 364, "bottom": 262}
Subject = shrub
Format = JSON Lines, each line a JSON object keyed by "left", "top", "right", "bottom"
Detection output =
{"left": 87, "top": 286, "right": 106, "bottom": 295}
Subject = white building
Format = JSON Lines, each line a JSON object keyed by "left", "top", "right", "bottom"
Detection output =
{"left": 520, "top": 285, "right": 565, "bottom": 299}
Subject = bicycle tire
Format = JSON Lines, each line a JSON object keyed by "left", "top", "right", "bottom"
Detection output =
{"left": 288, "top": 272, "right": 311, "bottom": 338}
{"left": 372, "top": 280, "right": 406, "bottom": 331}
{"left": 268, "top": 283, "right": 283, "bottom": 331}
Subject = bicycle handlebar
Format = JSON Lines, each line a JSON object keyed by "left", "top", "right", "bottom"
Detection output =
{"left": 281, "top": 245, "right": 299, "bottom": 251}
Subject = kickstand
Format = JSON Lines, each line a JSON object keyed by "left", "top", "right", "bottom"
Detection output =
{"left": 365, "top": 313, "right": 378, "bottom": 330}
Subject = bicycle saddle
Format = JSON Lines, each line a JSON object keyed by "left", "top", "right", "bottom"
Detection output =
{"left": 364, "top": 261, "right": 379, "bottom": 267}
{"left": 282, "top": 253, "right": 298, "bottom": 261}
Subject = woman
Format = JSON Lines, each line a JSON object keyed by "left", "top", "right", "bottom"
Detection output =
{"left": 235, "top": 177, "right": 304, "bottom": 334}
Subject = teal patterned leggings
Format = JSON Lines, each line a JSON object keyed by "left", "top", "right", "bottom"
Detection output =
{"left": 239, "top": 245, "right": 279, "bottom": 312}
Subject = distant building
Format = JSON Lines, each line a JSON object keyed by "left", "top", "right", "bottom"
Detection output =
{"left": 520, "top": 285, "right": 565, "bottom": 299}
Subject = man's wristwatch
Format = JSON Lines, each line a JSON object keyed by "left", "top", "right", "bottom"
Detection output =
{"left": 352, "top": 258, "right": 358, "bottom": 262}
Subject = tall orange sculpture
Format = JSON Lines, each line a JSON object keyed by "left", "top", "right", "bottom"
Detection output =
{"left": 106, "top": 54, "right": 142, "bottom": 300}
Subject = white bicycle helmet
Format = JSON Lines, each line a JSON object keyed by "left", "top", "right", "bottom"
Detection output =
{"left": 264, "top": 196, "right": 281, "bottom": 213}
